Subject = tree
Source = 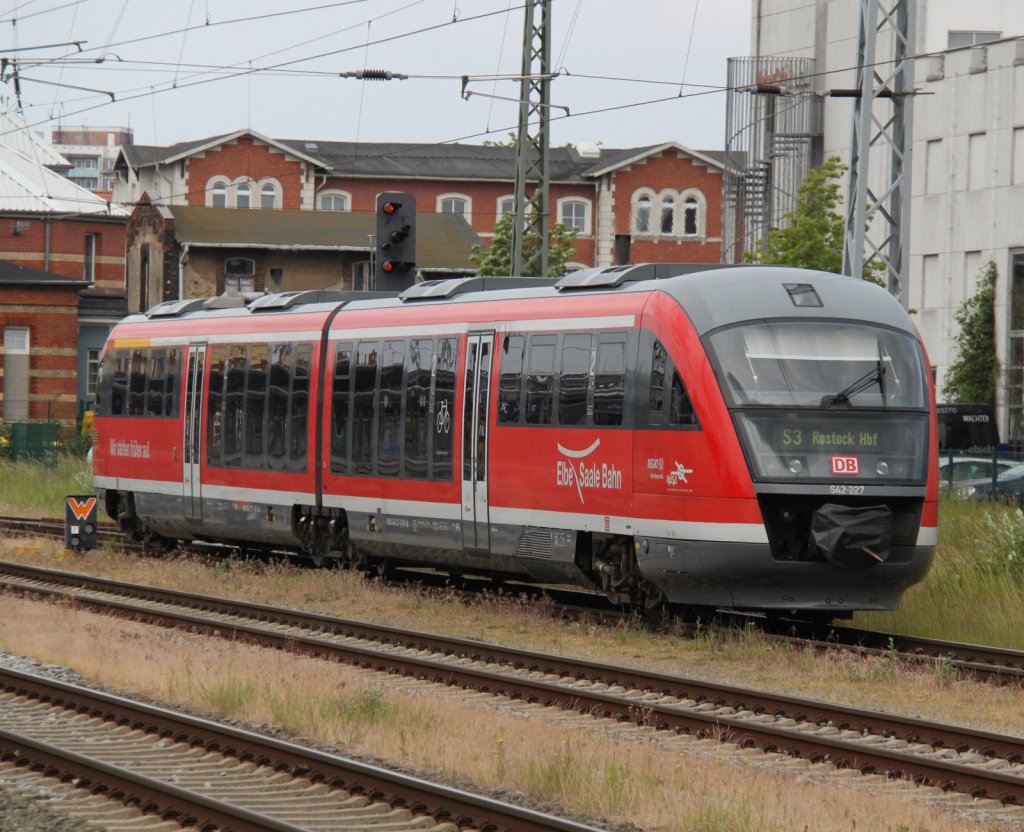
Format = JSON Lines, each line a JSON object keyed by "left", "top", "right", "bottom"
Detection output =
{"left": 943, "top": 261, "right": 999, "bottom": 406}
{"left": 470, "top": 211, "right": 578, "bottom": 277}
{"left": 745, "top": 155, "right": 883, "bottom": 282}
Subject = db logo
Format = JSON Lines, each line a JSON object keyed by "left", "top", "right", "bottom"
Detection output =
{"left": 831, "top": 455, "right": 860, "bottom": 475}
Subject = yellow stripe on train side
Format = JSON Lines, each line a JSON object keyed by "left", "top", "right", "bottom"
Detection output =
{"left": 110, "top": 338, "right": 152, "bottom": 348}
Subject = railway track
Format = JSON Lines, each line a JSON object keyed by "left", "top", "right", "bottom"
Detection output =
{"left": 4, "top": 512, "right": 1024, "bottom": 685}
{"left": 0, "top": 665, "right": 604, "bottom": 832}
{"left": 3, "top": 560, "right": 1024, "bottom": 812}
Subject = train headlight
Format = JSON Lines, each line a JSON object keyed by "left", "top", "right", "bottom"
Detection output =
{"left": 787, "top": 458, "right": 803, "bottom": 475}
{"left": 875, "top": 461, "right": 889, "bottom": 476}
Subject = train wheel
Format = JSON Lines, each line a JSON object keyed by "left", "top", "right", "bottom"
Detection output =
{"left": 638, "top": 579, "right": 666, "bottom": 616}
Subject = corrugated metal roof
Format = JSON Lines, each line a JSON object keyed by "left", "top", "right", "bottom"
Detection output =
{"left": 0, "top": 145, "right": 127, "bottom": 215}
{"left": 0, "top": 107, "right": 128, "bottom": 216}
{"left": 0, "top": 104, "right": 70, "bottom": 169}
{"left": 166, "top": 205, "right": 480, "bottom": 270}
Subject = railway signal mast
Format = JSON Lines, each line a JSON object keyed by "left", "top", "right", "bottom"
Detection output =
{"left": 841, "top": 0, "right": 916, "bottom": 307}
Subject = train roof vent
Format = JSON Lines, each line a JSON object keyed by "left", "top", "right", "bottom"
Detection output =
{"left": 203, "top": 292, "right": 265, "bottom": 310}
{"left": 398, "top": 275, "right": 555, "bottom": 301}
{"left": 555, "top": 262, "right": 741, "bottom": 291}
{"left": 247, "top": 290, "right": 388, "bottom": 312}
{"left": 145, "top": 298, "right": 211, "bottom": 318}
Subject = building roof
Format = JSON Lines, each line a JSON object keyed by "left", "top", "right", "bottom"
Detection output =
{"left": 0, "top": 107, "right": 128, "bottom": 217}
{"left": 0, "top": 104, "right": 71, "bottom": 169}
{"left": 120, "top": 133, "right": 725, "bottom": 184}
{"left": 164, "top": 205, "right": 481, "bottom": 271}
{"left": 0, "top": 260, "right": 84, "bottom": 286}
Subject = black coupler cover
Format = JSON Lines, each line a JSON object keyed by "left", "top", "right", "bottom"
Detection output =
{"left": 811, "top": 503, "right": 893, "bottom": 568}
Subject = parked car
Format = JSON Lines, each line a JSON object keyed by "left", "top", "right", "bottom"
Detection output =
{"left": 938, "top": 456, "right": 1017, "bottom": 489}
{"left": 956, "top": 463, "right": 1024, "bottom": 503}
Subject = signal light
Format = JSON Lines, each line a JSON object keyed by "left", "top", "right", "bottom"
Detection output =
{"left": 375, "top": 192, "right": 416, "bottom": 289}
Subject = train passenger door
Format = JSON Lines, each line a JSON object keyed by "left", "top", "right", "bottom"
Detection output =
{"left": 183, "top": 343, "right": 206, "bottom": 521}
{"left": 461, "top": 332, "right": 493, "bottom": 550}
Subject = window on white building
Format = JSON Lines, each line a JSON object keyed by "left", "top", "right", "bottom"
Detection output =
{"left": 948, "top": 30, "right": 1000, "bottom": 49}
{"left": 968, "top": 133, "right": 987, "bottom": 191}
{"left": 1013, "top": 128, "right": 1024, "bottom": 187}
{"left": 925, "top": 140, "right": 945, "bottom": 195}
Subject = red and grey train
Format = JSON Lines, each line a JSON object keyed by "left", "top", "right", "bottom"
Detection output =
{"left": 93, "top": 264, "right": 938, "bottom": 618}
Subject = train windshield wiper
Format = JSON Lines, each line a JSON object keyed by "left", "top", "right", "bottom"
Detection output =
{"left": 822, "top": 359, "right": 886, "bottom": 409}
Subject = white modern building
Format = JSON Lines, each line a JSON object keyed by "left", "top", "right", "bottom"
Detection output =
{"left": 751, "top": 1, "right": 1024, "bottom": 443}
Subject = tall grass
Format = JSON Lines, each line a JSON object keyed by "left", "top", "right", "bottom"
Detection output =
{"left": 854, "top": 495, "right": 1024, "bottom": 647}
{"left": 0, "top": 457, "right": 92, "bottom": 515}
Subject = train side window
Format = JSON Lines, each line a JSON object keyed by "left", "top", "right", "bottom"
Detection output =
{"left": 223, "top": 345, "right": 247, "bottom": 467}
{"left": 289, "top": 344, "right": 311, "bottom": 472}
{"left": 95, "top": 351, "right": 109, "bottom": 415}
{"left": 432, "top": 337, "right": 457, "bottom": 481}
{"left": 104, "top": 349, "right": 128, "bottom": 416}
{"left": 352, "top": 341, "right": 378, "bottom": 475}
{"left": 668, "top": 369, "right": 698, "bottom": 426}
{"left": 165, "top": 348, "right": 180, "bottom": 417}
{"left": 378, "top": 340, "right": 405, "bottom": 477}
{"left": 498, "top": 334, "right": 524, "bottom": 424}
{"left": 526, "top": 335, "right": 556, "bottom": 425}
{"left": 128, "top": 349, "right": 147, "bottom": 415}
{"left": 146, "top": 350, "right": 166, "bottom": 417}
{"left": 329, "top": 342, "right": 352, "bottom": 474}
{"left": 246, "top": 344, "right": 269, "bottom": 469}
{"left": 267, "top": 344, "right": 292, "bottom": 470}
{"left": 559, "top": 333, "right": 592, "bottom": 426}
{"left": 650, "top": 341, "right": 667, "bottom": 416}
{"left": 404, "top": 339, "right": 433, "bottom": 479}
{"left": 206, "top": 346, "right": 228, "bottom": 466}
{"left": 594, "top": 333, "right": 626, "bottom": 426}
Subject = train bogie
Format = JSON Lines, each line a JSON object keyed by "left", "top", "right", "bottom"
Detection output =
{"left": 93, "top": 268, "right": 938, "bottom": 617}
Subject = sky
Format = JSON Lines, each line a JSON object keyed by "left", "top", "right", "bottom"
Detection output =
{"left": 0, "top": 0, "right": 752, "bottom": 152}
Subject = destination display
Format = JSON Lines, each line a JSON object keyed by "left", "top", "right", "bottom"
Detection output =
{"left": 735, "top": 412, "right": 929, "bottom": 481}
{"left": 774, "top": 425, "right": 884, "bottom": 451}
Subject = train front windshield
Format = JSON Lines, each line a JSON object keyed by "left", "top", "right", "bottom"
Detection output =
{"left": 707, "top": 321, "right": 930, "bottom": 482}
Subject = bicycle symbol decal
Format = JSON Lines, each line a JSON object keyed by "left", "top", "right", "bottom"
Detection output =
{"left": 436, "top": 399, "right": 451, "bottom": 434}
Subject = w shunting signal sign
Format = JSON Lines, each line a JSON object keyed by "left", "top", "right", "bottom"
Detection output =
{"left": 65, "top": 495, "right": 98, "bottom": 550}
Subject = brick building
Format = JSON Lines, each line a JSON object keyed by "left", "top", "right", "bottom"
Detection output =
{"left": 0, "top": 106, "right": 128, "bottom": 423}
{"left": 0, "top": 264, "right": 83, "bottom": 421}
{"left": 114, "top": 131, "right": 726, "bottom": 279}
